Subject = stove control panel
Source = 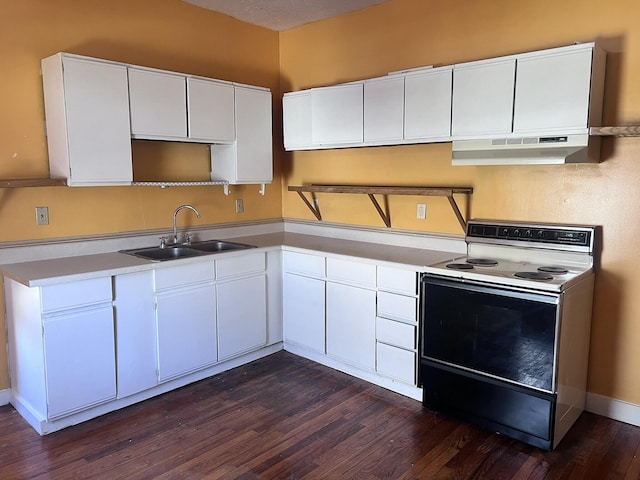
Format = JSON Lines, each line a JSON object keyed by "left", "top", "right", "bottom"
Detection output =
{"left": 467, "top": 221, "right": 593, "bottom": 249}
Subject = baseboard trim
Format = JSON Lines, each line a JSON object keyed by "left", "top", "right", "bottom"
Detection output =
{"left": 586, "top": 392, "right": 640, "bottom": 426}
{"left": 0, "top": 389, "right": 11, "bottom": 406}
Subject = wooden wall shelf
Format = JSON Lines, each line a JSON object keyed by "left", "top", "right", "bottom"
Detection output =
{"left": 590, "top": 126, "right": 640, "bottom": 137}
{"left": 0, "top": 178, "right": 67, "bottom": 188}
{"left": 288, "top": 184, "right": 473, "bottom": 231}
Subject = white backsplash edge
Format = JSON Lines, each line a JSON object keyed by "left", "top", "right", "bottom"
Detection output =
{"left": 0, "top": 218, "right": 466, "bottom": 265}
{"left": 283, "top": 218, "right": 466, "bottom": 253}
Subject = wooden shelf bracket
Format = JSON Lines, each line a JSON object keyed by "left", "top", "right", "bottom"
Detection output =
{"left": 288, "top": 184, "right": 473, "bottom": 231}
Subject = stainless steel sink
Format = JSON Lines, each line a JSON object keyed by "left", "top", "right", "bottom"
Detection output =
{"left": 120, "top": 240, "right": 255, "bottom": 261}
{"left": 189, "top": 240, "right": 256, "bottom": 253}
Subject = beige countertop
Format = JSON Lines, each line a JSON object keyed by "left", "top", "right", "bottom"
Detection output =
{"left": 1, "top": 232, "right": 463, "bottom": 287}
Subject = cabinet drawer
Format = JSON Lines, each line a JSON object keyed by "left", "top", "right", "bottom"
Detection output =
{"left": 326, "top": 257, "right": 376, "bottom": 288}
{"left": 376, "top": 342, "right": 416, "bottom": 385}
{"left": 376, "top": 317, "right": 415, "bottom": 349}
{"left": 155, "top": 261, "right": 214, "bottom": 291}
{"left": 283, "top": 251, "right": 325, "bottom": 277}
{"left": 216, "top": 252, "right": 265, "bottom": 279}
{"left": 377, "top": 291, "right": 416, "bottom": 323}
{"left": 41, "top": 277, "right": 112, "bottom": 312}
{"left": 377, "top": 266, "right": 416, "bottom": 295}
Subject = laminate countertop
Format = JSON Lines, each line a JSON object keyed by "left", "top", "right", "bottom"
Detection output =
{"left": 0, "top": 232, "right": 464, "bottom": 287}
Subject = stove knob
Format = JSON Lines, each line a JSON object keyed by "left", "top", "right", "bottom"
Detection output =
{"left": 524, "top": 229, "right": 532, "bottom": 238}
{"left": 513, "top": 229, "right": 521, "bottom": 237}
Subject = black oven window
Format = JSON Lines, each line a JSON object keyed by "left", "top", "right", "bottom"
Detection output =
{"left": 423, "top": 281, "right": 557, "bottom": 391}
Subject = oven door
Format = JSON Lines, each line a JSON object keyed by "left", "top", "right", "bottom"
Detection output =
{"left": 421, "top": 274, "right": 561, "bottom": 393}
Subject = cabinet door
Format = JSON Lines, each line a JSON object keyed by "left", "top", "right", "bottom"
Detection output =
{"left": 217, "top": 274, "right": 267, "bottom": 360}
{"left": 187, "top": 77, "right": 235, "bottom": 142}
{"left": 42, "top": 55, "right": 132, "bottom": 186}
{"left": 404, "top": 67, "right": 452, "bottom": 141}
{"left": 514, "top": 47, "right": 593, "bottom": 134}
{"left": 364, "top": 76, "right": 404, "bottom": 143}
{"left": 156, "top": 284, "right": 216, "bottom": 382}
{"left": 283, "top": 91, "right": 312, "bottom": 150}
{"left": 128, "top": 68, "right": 187, "bottom": 138}
{"left": 311, "top": 83, "right": 363, "bottom": 145}
{"left": 326, "top": 282, "right": 376, "bottom": 370}
{"left": 43, "top": 305, "right": 116, "bottom": 418}
{"left": 283, "top": 272, "right": 325, "bottom": 353}
{"left": 210, "top": 86, "right": 273, "bottom": 184}
{"left": 114, "top": 271, "right": 157, "bottom": 399}
{"left": 451, "top": 58, "right": 515, "bottom": 138}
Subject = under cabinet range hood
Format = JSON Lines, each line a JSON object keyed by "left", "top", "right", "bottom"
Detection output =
{"left": 451, "top": 134, "right": 601, "bottom": 166}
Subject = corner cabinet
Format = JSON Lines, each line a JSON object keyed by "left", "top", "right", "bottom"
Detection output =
{"left": 210, "top": 86, "right": 273, "bottom": 186}
{"left": 41, "top": 53, "right": 133, "bottom": 186}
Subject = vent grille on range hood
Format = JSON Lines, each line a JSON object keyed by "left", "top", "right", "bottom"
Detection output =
{"left": 451, "top": 134, "right": 600, "bottom": 165}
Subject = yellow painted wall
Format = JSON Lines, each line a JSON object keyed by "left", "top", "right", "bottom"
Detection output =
{"left": 0, "top": 0, "right": 282, "bottom": 389}
{"left": 280, "top": 0, "right": 640, "bottom": 404}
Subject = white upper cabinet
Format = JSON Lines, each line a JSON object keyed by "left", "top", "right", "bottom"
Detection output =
{"left": 513, "top": 44, "right": 603, "bottom": 135}
{"left": 452, "top": 42, "right": 604, "bottom": 140}
{"left": 187, "top": 77, "right": 235, "bottom": 142}
{"left": 210, "top": 85, "right": 273, "bottom": 185}
{"left": 451, "top": 57, "right": 516, "bottom": 139}
{"left": 311, "top": 83, "right": 364, "bottom": 145}
{"left": 41, "top": 53, "right": 133, "bottom": 186}
{"left": 283, "top": 90, "right": 312, "bottom": 150}
{"left": 364, "top": 75, "right": 405, "bottom": 143}
{"left": 128, "top": 67, "right": 188, "bottom": 139}
{"left": 404, "top": 66, "right": 453, "bottom": 141}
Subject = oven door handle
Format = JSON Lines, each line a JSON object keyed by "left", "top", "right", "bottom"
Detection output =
{"left": 421, "top": 274, "right": 560, "bottom": 305}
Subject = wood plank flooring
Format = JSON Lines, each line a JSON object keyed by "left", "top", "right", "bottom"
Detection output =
{"left": 1, "top": 351, "right": 639, "bottom": 479}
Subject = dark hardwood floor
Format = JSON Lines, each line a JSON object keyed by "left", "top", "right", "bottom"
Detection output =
{"left": 1, "top": 351, "right": 639, "bottom": 479}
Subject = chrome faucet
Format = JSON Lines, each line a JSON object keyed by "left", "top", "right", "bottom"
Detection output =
{"left": 172, "top": 205, "right": 201, "bottom": 244}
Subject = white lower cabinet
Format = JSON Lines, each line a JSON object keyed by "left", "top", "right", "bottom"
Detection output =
{"left": 326, "top": 281, "right": 376, "bottom": 370}
{"left": 4, "top": 276, "right": 116, "bottom": 424}
{"left": 43, "top": 304, "right": 116, "bottom": 418}
{"left": 216, "top": 253, "right": 268, "bottom": 360}
{"left": 155, "top": 262, "right": 217, "bottom": 382}
{"left": 283, "top": 272, "right": 326, "bottom": 353}
{"left": 114, "top": 271, "right": 157, "bottom": 398}
{"left": 375, "top": 266, "right": 419, "bottom": 386}
{"left": 282, "top": 251, "right": 326, "bottom": 353}
{"left": 325, "top": 257, "right": 377, "bottom": 370}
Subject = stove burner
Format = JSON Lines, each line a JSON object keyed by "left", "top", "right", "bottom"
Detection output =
{"left": 514, "top": 271, "right": 554, "bottom": 280}
{"left": 445, "top": 263, "right": 474, "bottom": 270}
{"left": 538, "top": 266, "right": 569, "bottom": 274}
{"left": 466, "top": 258, "right": 499, "bottom": 266}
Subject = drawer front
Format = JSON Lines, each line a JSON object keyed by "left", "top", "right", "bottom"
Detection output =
{"left": 283, "top": 251, "right": 325, "bottom": 277}
{"left": 326, "top": 257, "right": 376, "bottom": 288}
{"left": 376, "top": 317, "right": 415, "bottom": 349}
{"left": 41, "top": 277, "right": 112, "bottom": 312}
{"left": 377, "top": 342, "right": 416, "bottom": 385}
{"left": 377, "top": 291, "right": 417, "bottom": 323}
{"left": 216, "top": 252, "right": 266, "bottom": 279}
{"left": 155, "top": 261, "right": 214, "bottom": 291}
{"left": 377, "top": 266, "right": 416, "bottom": 295}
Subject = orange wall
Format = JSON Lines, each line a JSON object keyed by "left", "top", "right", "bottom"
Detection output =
{"left": 0, "top": 0, "right": 282, "bottom": 244}
{"left": 279, "top": 0, "right": 640, "bottom": 404}
{"left": 0, "top": 0, "right": 282, "bottom": 389}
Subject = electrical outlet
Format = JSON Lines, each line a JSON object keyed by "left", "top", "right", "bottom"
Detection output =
{"left": 417, "top": 203, "right": 427, "bottom": 220}
{"left": 36, "top": 206, "right": 49, "bottom": 225}
{"left": 235, "top": 199, "right": 244, "bottom": 213}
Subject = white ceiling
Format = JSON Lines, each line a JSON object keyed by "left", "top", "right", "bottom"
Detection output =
{"left": 182, "top": 0, "right": 390, "bottom": 31}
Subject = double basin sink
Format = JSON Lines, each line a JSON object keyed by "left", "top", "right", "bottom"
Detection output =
{"left": 121, "top": 239, "right": 256, "bottom": 261}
